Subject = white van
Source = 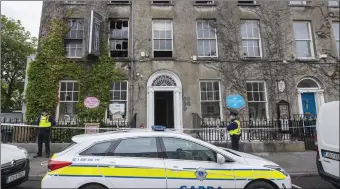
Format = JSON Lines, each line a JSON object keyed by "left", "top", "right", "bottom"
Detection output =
{"left": 315, "top": 101, "right": 340, "bottom": 187}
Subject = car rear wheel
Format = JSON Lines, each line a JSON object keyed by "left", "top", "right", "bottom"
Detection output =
{"left": 245, "top": 181, "right": 276, "bottom": 189}
{"left": 79, "top": 183, "right": 107, "bottom": 189}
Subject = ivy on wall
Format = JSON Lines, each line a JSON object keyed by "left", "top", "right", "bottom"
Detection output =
{"left": 26, "top": 16, "right": 123, "bottom": 122}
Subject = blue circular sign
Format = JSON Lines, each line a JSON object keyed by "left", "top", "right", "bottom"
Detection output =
{"left": 226, "top": 94, "right": 246, "bottom": 109}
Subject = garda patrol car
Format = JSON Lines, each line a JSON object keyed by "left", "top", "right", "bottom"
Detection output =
{"left": 42, "top": 126, "right": 291, "bottom": 189}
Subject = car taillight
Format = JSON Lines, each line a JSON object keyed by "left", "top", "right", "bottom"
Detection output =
{"left": 314, "top": 135, "right": 318, "bottom": 151}
{"left": 48, "top": 160, "right": 72, "bottom": 171}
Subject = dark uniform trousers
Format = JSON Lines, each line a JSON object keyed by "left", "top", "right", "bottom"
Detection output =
{"left": 37, "top": 128, "right": 51, "bottom": 155}
{"left": 231, "top": 134, "right": 241, "bottom": 151}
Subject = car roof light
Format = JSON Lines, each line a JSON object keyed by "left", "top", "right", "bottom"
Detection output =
{"left": 152, "top": 125, "right": 167, "bottom": 131}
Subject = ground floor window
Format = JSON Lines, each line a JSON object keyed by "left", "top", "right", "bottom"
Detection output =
{"left": 200, "top": 80, "right": 221, "bottom": 122}
{"left": 246, "top": 81, "right": 268, "bottom": 121}
{"left": 108, "top": 81, "right": 128, "bottom": 121}
{"left": 58, "top": 80, "right": 79, "bottom": 121}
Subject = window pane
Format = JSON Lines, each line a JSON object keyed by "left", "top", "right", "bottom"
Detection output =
{"left": 200, "top": 82, "right": 207, "bottom": 91}
{"left": 294, "top": 22, "right": 310, "bottom": 39}
{"left": 60, "top": 92, "right": 66, "bottom": 101}
{"left": 73, "top": 92, "right": 79, "bottom": 101}
{"left": 60, "top": 82, "right": 67, "bottom": 91}
{"left": 259, "top": 82, "right": 264, "bottom": 91}
{"left": 296, "top": 41, "right": 312, "bottom": 57}
{"left": 247, "top": 92, "right": 253, "bottom": 101}
{"left": 253, "top": 82, "right": 259, "bottom": 91}
{"left": 197, "top": 40, "right": 204, "bottom": 56}
{"left": 113, "top": 138, "right": 158, "bottom": 158}
{"left": 121, "top": 91, "right": 127, "bottom": 100}
{"left": 248, "top": 102, "right": 267, "bottom": 121}
{"left": 336, "top": 42, "right": 340, "bottom": 57}
{"left": 332, "top": 23, "right": 339, "bottom": 40}
{"left": 74, "top": 82, "right": 79, "bottom": 91}
{"left": 81, "top": 142, "right": 112, "bottom": 156}
{"left": 114, "top": 82, "right": 121, "bottom": 90}
{"left": 214, "top": 92, "right": 220, "bottom": 101}
{"left": 207, "top": 82, "right": 213, "bottom": 91}
{"left": 253, "top": 92, "right": 260, "bottom": 101}
{"left": 246, "top": 83, "right": 252, "bottom": 91}
{"left": 201, "top": 92, "right": 207, "bottom": 101}
{"left": 207, "top": 92, "right": 213, "bottom": 100}
{"left": 165, "top": 40, "right": 172, "bottom": 50}
{"left": 210, "top": 40, "right": 217, "bottom": 56}
{"left": 201, "top": 101, "right": 220, "bottom": 119}
{"left": 121, "top": 82, "right": 127, "bottom": 90}
{"left": 260, "top": 92, "right": 266, "bottom": 101}
{"left": 162, "top": 137, "right": 216, "bottom": 162}
{"left": 213, "top": 82, "right": 219, "bottom": 91}
{"left": 159, "top": 40, "right": 166, "bottom": 50}
{"left": 113, "top": 91, "right": 120, "bottom": 100}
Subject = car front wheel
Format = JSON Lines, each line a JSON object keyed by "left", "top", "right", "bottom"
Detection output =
{"left": 245, "top": 181, "right": 276, "bottom": 189}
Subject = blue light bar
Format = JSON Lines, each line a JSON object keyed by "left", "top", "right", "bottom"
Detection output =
{"left": 152, "top": 125, "right": 167, "bottom": 131}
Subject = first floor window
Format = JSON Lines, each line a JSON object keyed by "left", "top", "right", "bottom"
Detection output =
{"left": 108, "top": 81, "right": 128, "bottom": 121}
{"left": 152, "top": 20, "right": 173, "bottom": 58}
{"left": 241, "top": 20, "right": 261, "bottom": 57}
{"left": 58, "top": 81, "right": 79, "bottom": 121}
{"left": 65, "top": 41, "right": 83, "bottom": 58}
{"left": 293, "top": 21, "right": 314, "bottom": 59}
{"left": 246, "top": 81, "right": 268, "bottom": 121}
{"left": 200, "top": 81, "right": 221, "bottom": 121}
{"left": 110, "top": 19, "right": 129, "bottom": 58}
{"left": 196, "top": 20, "right": 218, "bottom": 57}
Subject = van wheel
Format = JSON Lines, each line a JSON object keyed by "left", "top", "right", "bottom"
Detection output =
{"left": 79, "top": 184, "right": 107, "bottom": 189}
{"left": 245, "top": 181, "right": 276, "bottom": 189}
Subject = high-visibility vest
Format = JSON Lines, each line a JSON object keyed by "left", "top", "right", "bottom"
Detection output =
{"left": 229, "top": 120, "right": 241, "bottom": 135}
{"left": 39, "top": 115, "right": 52, "bottom": 128}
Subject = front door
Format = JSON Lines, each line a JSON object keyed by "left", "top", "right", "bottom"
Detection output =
{"left": 301, "top": 93, "right": 317, "bottom": 117}
{"left": 99, "top": 137, "right": 166, "bottom": 188}
{"left": 161, "top": 137, "right": 235, "bottom": 189}
{"left": 154, "top": 91, "right": 174, "bottom": 128}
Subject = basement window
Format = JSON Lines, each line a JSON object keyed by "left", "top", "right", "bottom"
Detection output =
{"left": 110, "top": 20, "right": 129, "bottom": 58}
{"left": 152, "top": 1, "right": 172, "bottom": 4}
{"left": 195, "top": 1, "right": 215, "bottom": 5}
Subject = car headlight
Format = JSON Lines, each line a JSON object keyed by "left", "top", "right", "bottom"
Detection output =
{"left": 17, "top": 146, "right": 29, "bottom": 158}
{"left": 264, "top": 165, "right": 289, "bottom": 176}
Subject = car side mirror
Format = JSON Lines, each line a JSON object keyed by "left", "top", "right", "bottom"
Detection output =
{"left": 217, "top": 153, "right": 226, "bottom": 164}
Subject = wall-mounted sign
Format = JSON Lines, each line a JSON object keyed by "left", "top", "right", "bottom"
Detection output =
{"left": 88, "top": 10, "right": 103, "bottom": 56}
{"left": 109, "top": 103, "right": 125, "bottom": 120}
{"left": 84, "top": 97, "right": 100, "bottom": 108}
{"left": 278, "top": 80, "right": 286, "bottom": 92}
{"left": 226, "top": 94, "right": 246, "bottom": 110}
{"left": 85, "top": 123, "right": 99, "bottom": 134}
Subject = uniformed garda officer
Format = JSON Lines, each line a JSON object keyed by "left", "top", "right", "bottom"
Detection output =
{"left": 226, "top": 109, "right": 241, "bottom": 151}
{"left": 33, "top": 110, "right": 56, "bottom": 158}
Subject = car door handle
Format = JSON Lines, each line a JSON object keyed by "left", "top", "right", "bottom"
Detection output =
{"left": 170, "top": 166, "right": 183, "bottom": 171}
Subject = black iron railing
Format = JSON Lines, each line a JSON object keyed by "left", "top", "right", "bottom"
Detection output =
{"left": 1, "top": 113, "right": 137, "bottom": 143}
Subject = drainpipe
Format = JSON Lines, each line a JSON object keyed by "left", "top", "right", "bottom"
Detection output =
{"left": 130, "top": 1, "right": 135, "bottom": 125}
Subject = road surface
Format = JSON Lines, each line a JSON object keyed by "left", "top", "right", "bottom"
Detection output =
{"left": 10, "top": 176, "right": 337, "bottom": 189}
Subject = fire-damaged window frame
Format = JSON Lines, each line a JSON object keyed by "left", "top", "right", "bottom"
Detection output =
{"left": 152, "top": 19, "right": 174, "bottom": 58}
{"left": 196, "top": 20, "right": 218, "bottom": 58}
{"left": 241, "top": 20, "right": 262, "bottom": 58}
{"left": 199, "top": 80, "right": 222, "bottom": 122}
{"left": 109, "top": 19, "right": 129, "bottom": 58}
{"left": 293, "top": 21, "right": 315, "bottom": 59}
{"left": 107, "top": 81, "right": 129, "bottom": 122}
{"left": 57, "top": 80, "right": 80, "bottom": 122}
{"left": 64, "top": 19, "right": 84, "bottom": 58}
{"left": 246, "top": 81, "right": 269, "bottom": 121}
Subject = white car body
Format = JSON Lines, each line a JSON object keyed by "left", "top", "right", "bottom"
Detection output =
{"left": 42, "top": 128, "right": 291, "bottom": 189}
{"left": 316, "top": 101, "right": 340, "bottom": 187}
{"left": 1, "top": 143, "right": 30, "bottom": 187}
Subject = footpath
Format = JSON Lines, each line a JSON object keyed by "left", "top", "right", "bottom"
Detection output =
{"left": 28, "top": 151, "right": 318, "bottom": 181}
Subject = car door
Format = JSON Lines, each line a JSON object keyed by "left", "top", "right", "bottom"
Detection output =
{"left": 161, "top": 137, "right": 236, "bottom": 189}
{"left": 98, "top": 137, "right": 167, "bottom": 188}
